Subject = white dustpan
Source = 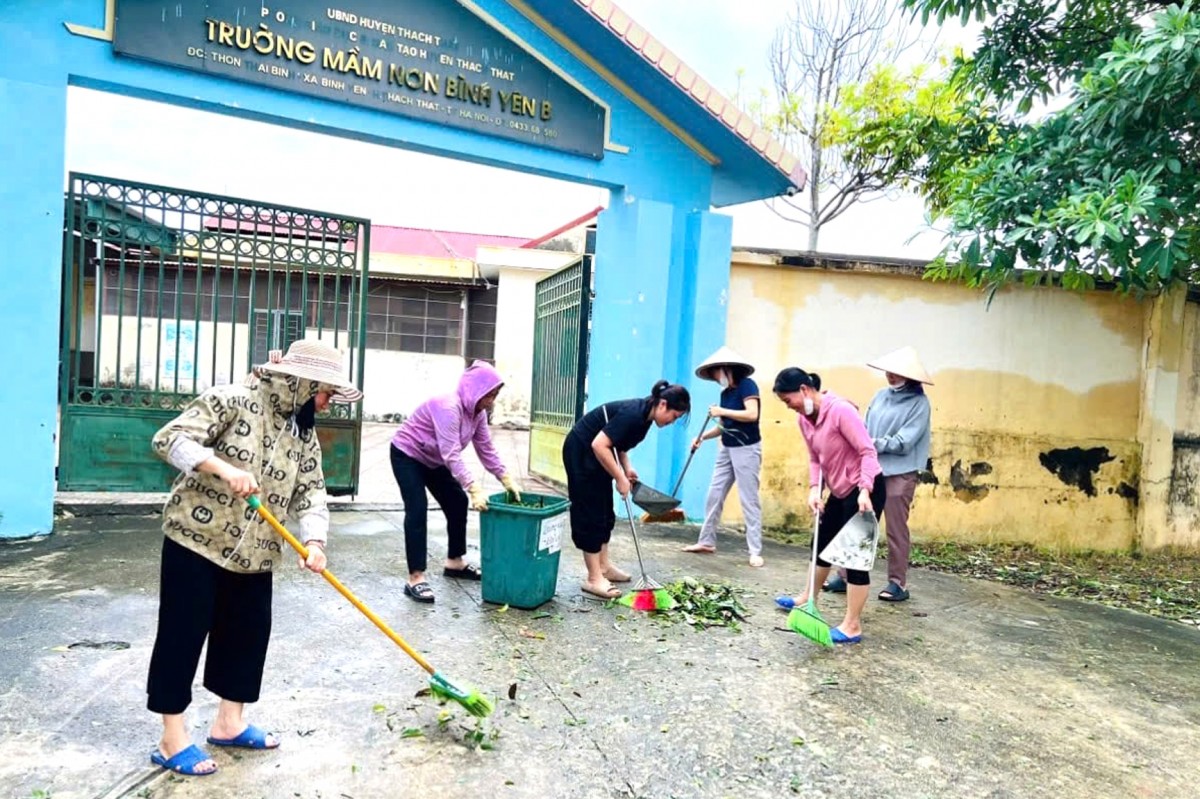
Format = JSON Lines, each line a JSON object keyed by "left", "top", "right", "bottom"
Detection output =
{"left": 819, "top": 511, "right": 880, "bottom": 572}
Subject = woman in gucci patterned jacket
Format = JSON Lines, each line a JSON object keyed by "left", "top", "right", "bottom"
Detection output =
{"left": 144, "top": 339, "right": 362, "bottom": 777}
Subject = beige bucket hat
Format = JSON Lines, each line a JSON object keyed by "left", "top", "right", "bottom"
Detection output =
{"left": 868, "top": 345, "right": 933, "bottom": 385}
{"left": 694, "top": 346, "right": 755, "bottom": 381}
{"left": 259, "top": 338, "right": 364, "bottom": 402}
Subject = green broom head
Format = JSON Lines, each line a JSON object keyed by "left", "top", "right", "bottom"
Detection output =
{"left": 428, "top": 671, "right": 494, "bottom": 718}
{"left": 616, "top": 587, "right": 677, "bottom": 612}
{"left": 787, "top": 604, "right": 834, "bottom": 648}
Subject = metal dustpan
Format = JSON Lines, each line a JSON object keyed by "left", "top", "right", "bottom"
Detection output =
{"left": 818, "top": 511, "right": 881, "bottom": 572}
{"left": 630, "top": 480, "right": 681, "bottom": 516}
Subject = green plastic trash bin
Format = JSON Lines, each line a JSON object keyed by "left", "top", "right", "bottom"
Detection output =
{"left": 480, "top": 492, "right": 571, "bottom": 609}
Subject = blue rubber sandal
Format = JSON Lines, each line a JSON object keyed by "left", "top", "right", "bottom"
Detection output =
{"left": 150, "top": 744, "right": 218, "bottom": 776}
{"left": 775, "top": 595, "right": 797, "bottom": 611}
{"left": 822, "top": 575, "right": 848, "bottom": 593}
{"left": 206, "top": 724, "right": 279, "bottom": 750}
{"left": 878, "top": 581, "right": 910, "bottom": 602}
{"left": 830, "top": 628, "right": 862, "bottom": 645}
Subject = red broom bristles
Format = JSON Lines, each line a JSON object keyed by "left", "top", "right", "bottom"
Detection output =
{"left": 631, "top": 590, "right": 658, "bottom": 611}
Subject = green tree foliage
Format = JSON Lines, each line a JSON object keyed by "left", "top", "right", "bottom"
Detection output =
{"left": 898, "top": 0, "right": 1200, "bottom": 292}
{"left": 823, "top": 58, "right": 994, "bottom": 217}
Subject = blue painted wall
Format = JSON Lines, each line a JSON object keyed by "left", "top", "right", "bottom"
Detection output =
{"left": 0, "top": 0, "right": 754, "bottom": 536}
{"left": 0, "top": 74, "right": 67, "bottom": 538}
{"left": 589, "top": 195, "right": 732, "bottom": 517}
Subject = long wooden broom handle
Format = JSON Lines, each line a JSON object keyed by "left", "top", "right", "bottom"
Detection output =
{"left": 248, "top": 496, "right": 436, "bottom": 676}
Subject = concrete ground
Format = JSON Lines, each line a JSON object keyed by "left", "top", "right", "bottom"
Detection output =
{"left": 3, "top": 502, "right": 1199, "bottom": 799}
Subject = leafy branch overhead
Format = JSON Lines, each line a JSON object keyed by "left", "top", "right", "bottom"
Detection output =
{"left": 893, "top": 0, "right": 1200, "bottom": 292}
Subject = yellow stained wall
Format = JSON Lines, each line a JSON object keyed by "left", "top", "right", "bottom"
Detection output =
{"left": 1164, "top": 298, "right": 1200, "bottom": 548}
{"left": 722, "top": 257, "right": 1148, "bottom": 551}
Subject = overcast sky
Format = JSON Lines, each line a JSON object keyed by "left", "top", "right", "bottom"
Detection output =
{"left": 66, "top": 1, "right": 972, "bottom": 256}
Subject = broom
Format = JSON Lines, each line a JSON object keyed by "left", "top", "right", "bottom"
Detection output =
{"left": 246, "top": 495, "right": 494, "bottom": 717}
{"left": 786, "top": 473, "right": 834, "bottom": 647}
{"left": 642, "top": 416, "right": 713, "bottom": 523}
{"left": 616, "top": 493, "right": 677, "bottom": 611}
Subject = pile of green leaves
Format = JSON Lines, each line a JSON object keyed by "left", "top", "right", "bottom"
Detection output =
{"left": 911, "top": 541, "right": 1200, "bottom": 626}
{"left": 658, "top": 577, "right": 749, "bottom": 631}
{"left": 503, "top": 491, "right": 545, "bottom": 509}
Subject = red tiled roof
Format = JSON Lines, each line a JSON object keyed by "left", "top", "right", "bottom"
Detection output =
{"left": 369, "top": 225, "right": 530, "bottom": 258}
{"left": 576, "top": 0, "right": 806, "bottom": 188}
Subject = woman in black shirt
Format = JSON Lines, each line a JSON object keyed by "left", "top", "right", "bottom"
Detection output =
{"left": 562, "top": 379, "right": 690, "bottom": 599}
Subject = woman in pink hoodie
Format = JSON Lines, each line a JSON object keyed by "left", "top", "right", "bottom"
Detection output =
{"left": 772, "top": 366, "right": 885, "bottom": 644}
{"left": 390, "top": 361, "right": 521, "bottom": 604}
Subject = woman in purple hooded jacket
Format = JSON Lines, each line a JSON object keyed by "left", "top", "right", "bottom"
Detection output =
{"left": 390, "top": 361, "right": 521, "bottom": 604}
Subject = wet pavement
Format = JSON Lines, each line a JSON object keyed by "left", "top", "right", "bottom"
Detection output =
{"left": 2, "top": 509, "right": 1198, "bottom": 799}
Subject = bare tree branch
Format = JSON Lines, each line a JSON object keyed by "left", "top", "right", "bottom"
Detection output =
{"left": 758, "top": 0, "right": 928, "bottom": 250}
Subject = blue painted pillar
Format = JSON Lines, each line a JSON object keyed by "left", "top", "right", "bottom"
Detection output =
{"left": 590, "top": 193, "right": 676, "bottom": 485}
{"left": 590, "top": 193, "right": 732, "bottom": 519}
{"left": 664, "top": 209, "right": 733, "bottom": 520}
{"left": 0, "top": 76, "right": 67, "bottom": 538}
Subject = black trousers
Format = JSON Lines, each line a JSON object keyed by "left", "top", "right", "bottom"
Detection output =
{"left": 562, "top": 434, "right": 616, "bottom": 554}
{"left": 816, "top": 473, "right": 886, "bottom": 585}
{"left": 146, "top": 537, "right": 273, "bottom": 715}
{"left": 391, "top": 445, "right": 468, "bottom": 574}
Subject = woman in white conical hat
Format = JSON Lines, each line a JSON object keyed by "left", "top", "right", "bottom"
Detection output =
{"left": 825, "top": 346, "right": 933, "bottom": 602}
{"left": 683, "top": 346, "right": 766, "bottom": 568}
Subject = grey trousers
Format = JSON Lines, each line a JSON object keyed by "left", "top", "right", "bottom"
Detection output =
{"left": 696, "top": 442, "right": 763, "bottom": 555}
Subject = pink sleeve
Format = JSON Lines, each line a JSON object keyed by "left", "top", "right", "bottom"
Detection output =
{"left": 799, "top": 416, "right": 820, "bottom": 488}
{"left": 836, "top": 403, "right": 881, "bottom": 490}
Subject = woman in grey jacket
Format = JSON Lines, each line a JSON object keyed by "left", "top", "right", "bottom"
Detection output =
{"left": 825, "top": 346, "right": 933, "bottom": 601}
{"left": 863, "top": 346, "right": 931, "bottom": 601}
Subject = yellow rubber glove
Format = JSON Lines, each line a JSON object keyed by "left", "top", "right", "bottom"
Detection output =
{"left": 467, "top": 483, "right": 489, "bottom": 512}
{"left": 500, "top": 474, "right": 521, "bottom": 503}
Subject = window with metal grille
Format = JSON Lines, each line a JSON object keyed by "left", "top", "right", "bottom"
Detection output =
{"left": 365, "top": 282, "right": 464, "bottom": 355}
{"left": 466, "top": 285, "right": 497, "bottom": 364}
{"left": 250, "top": 309, "right": 305, "bottom": 366}
{"left": 99, "top": 266, "right": 354, "bottom": 330}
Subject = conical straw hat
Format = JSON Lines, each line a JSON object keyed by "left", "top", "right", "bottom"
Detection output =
{"left": 867, "top": 346, "right": 933, "bottom": 385}
{"left": 258, "top": 338, "right": 364, "bottom": 402}
{"left": 694, "top": 346, "right": 755, "bottom": 381}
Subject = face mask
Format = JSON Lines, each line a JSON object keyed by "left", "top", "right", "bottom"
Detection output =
{"left": 717, "top": 374, "right": 730, "bottom": 389}
{"left": 889, "top": 382, "right": 906, "bottom": 392}
{"left": 802, "top": 396, "right": 814, "bottom": 415}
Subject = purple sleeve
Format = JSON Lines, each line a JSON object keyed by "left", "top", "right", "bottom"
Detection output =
{"left": 472, "top": 415, "right": 506, "bottom": 478}
{"left": 431, "top": 403, "right": 474, "bottom": 488}
{"left": 836, "top": 403, "right": 881, "bottom": 490}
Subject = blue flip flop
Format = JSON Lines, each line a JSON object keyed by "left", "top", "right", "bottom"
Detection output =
{"left": 830, "top": 628, "right": 862, "bottom": 645}
{"left": 150, "top": 744, "right": 217, "bottom": 776}
{"left": 206, "top": 724, "right": 279, "bottom": 750}
{"left": 775, "top": 595, "right": 797, "bottom": 610}
{"left": 822, "top": 575, "right": 848, "bottom": 593}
